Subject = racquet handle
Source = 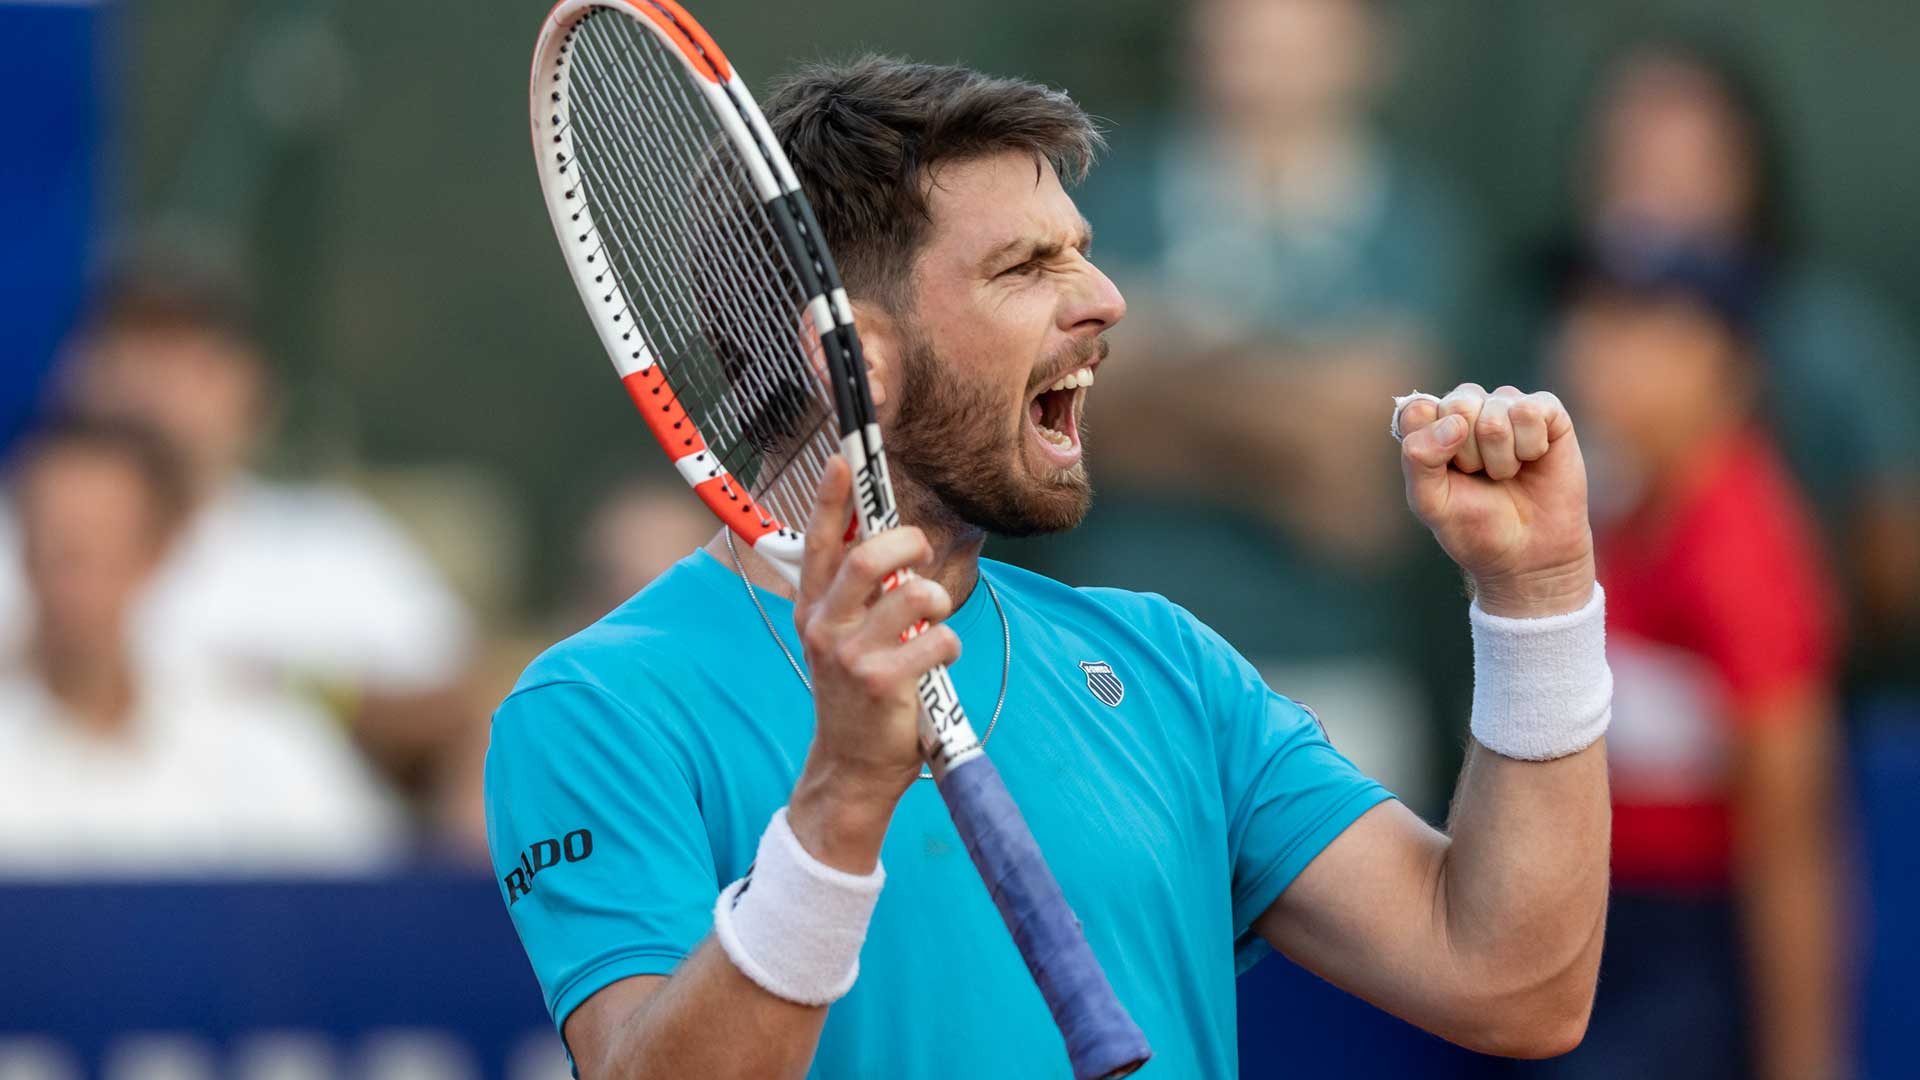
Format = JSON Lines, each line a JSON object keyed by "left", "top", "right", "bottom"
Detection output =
{"left": 862, "top": 476, "right": 1147, "bottom": 1075}
{"left": 938, "top": 754, "right": 1153, "bottom": 1079}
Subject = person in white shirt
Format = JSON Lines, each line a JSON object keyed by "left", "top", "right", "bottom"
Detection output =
{"left": 0, "top": 266, "right": 475, "bottom": 792}
{"left": 0, "top": 417, "right": 403, "bottom": 874}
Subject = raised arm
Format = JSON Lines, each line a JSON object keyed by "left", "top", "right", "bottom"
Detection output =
{"left": 1256, "top": 384, "right": 1611, "bottom": 1057}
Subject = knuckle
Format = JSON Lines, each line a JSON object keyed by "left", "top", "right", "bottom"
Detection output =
{"left": 920, "top": 580, "right": 952, "bottom": 616}
{"left": 935, "top": 627, "right": 962, "bottom": 661}
{"left": 1476, "top": 415, "right": 1509, "bottom": 439}
{"left": 800, "top": 620, "right": 831, "bottom": 654}
{"left": 845, "top": 546, "right": 880, "bottom": 579}
{"left": 857, "top": 664, "right": 894, "bottom": 697}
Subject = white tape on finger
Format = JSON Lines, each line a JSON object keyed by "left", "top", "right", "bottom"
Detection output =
{"left": 1469, "top": 585, "right": 1612, "bottom": 760}
{"left": 713, "top": 806, "right": 884, "bottom": 1005}
{"left": 1389, "top": 391, "right": 1443, "bottom": 442}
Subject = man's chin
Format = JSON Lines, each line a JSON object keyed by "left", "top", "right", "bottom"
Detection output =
{"left": 979, "top": 470, "right": 1093, "bottom": 539}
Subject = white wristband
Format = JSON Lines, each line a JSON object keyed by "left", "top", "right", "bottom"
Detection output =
{"left": 1468, "top": 584, "right": 1613, "bottom": 761}
{"left": 712, "top": 806, "right": 884, "bottom": 1006}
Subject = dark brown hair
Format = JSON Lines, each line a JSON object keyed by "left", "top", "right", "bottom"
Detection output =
{"left": 78, "top": 260, "right": 258, "bottom": 354}
{"left": 11, "top": 414, "right": 193, "bottom": 538}
{"left": 763, "top": 56, "right": 1104, "bottom": 311}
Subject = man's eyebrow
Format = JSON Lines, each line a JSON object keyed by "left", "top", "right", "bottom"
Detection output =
{"left": 978, "top": 218, "right": 1096, "bottom": 271}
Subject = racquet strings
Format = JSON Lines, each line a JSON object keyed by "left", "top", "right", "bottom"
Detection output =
{"left": 563, "top": 8, "right": 838, "bottom": 533}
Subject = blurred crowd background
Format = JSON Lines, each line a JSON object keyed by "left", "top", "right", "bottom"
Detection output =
{"left": 3, "top": 0, "right": 1916, "bottom": 1077}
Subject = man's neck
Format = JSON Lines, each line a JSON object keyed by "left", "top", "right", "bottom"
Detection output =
{"left": 705, "top": 507, "right": 987, "bottom": 611}
{"left": 34, "top": 638, "right": 138, "bottom": 740}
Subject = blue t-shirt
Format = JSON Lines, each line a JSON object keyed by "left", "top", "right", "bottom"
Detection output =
{"left": 485, "top": 549, "right": 1390, "bottom": 1077}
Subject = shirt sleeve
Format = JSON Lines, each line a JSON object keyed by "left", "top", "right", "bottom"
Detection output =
{"left": 484, "top": 678, "right": 717, "bottom": 1036}
{"left": 1174, "top": 605, "right": 1393, "bottom": 972}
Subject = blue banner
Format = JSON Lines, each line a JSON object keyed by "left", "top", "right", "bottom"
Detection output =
{"left": 0, "top": 1, "right": 102, "bottom": 450}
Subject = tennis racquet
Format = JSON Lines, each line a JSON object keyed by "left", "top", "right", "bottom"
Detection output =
{"left": 526, "top": 3, "right": 1150, "bottom": 1077}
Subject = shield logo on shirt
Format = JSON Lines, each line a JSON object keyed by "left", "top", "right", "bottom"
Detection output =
{"left": 1079, "top": 660, "right": 1125, "bottom": 707}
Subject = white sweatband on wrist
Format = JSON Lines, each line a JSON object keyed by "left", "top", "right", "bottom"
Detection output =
{"left": 1468, "top": 584, "right": 1613, "bottom": 761}
{"left": 711, "top": 806, "right": 884, "bottom": 1006}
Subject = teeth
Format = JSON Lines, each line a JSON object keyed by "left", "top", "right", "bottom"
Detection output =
{"left": 1037, "top": 426, "right": 1073, "bottom": 448}
{"left": 1046, "top": 366, "right": 1095, "bottom": 392}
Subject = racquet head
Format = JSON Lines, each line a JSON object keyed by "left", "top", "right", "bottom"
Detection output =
{"left": 530, "top": 0, "right": 881, "bottom": 588}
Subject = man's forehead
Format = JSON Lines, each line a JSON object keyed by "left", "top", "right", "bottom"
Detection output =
{"left": 922, "top": 152, "right": 1087, "bottom": 256}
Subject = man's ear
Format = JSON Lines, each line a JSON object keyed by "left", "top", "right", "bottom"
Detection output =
{"left": 849, "top": 299, "right": 899, "bottom": 419}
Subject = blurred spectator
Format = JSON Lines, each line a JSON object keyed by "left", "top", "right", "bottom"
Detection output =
{"left": 1015, "top": 0, "right": 1480, "bottom": 811}
{"left": 1527, "top": 240, "right": 1850, "bottom": 1080}
{"left": 433, "top": 479, "right": 712, "bottom": 855}
{"left": 0, "top": 417, "right": 403, "bottom": 874}
{"left": 1572, "top": 36, "right": 1920, "bottom": 679}
{"left": 568, "top": 480, "right": 716, "bottom": 629}
{"left": 0, "top": 264, "right": 479, "bottom": 798}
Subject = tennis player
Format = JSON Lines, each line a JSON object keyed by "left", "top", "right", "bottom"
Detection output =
{"left": 487, "top": 58, "right": 1611, "bottom": 1078}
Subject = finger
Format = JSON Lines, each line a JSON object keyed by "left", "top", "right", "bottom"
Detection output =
{"left": 1509, "top": 393, "right": 1550, "bottom": 462}
{"left": 820, "top": 526, "right": 933, "bottom": 623}
{"left": 850, "top": 624, "right": 963, "bottom": 694}
{"left": 1401, "top": 412, "right": 1470, "bottom": 520}
{"left": 1439, "top": 384, "right": 1487, "bottom": 474}
{"left": 799, "top": 457, "right": 853, "bottom": 604}
{"left": 1394, "top": 395, "right": 1441, "bottom": 439}
{"left": 1475, "top": 389, "right": 1520, "bottom": 481}
{"left": 1531, "top": 390, "right": 1574, "bottom": 443}
{"left": 848, "top": 576, "right": 954, "bottom": 653}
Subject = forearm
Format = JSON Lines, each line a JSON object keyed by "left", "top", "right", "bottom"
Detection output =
{"left": 1430, "top": 573, "right": 1612, "bottom": 1049}
{"left": 582, "top": 940, "right": 830, "bottom": 1080}
{"left": 1436, "top": 739, "right": 1611, "bottom": 1038}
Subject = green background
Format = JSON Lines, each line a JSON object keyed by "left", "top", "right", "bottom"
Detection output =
{"left": 116, "top": 0, "right": 1920, "bottom": 617}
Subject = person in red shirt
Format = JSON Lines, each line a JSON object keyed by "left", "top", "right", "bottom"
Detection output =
{"left": 1534, "top": 236, "right": 1850, "bottom": 1080}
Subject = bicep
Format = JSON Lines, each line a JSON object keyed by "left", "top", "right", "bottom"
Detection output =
{"left": 565, "top": 974, "right": 668, "bottom": 1078}
{"left": 1253, "top": 799, "right": 1455, "bottom": 1024}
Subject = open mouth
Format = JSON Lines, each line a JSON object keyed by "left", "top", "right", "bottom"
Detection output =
{"left": 1025, "top": 363, "right": 1096, "bottom": 467}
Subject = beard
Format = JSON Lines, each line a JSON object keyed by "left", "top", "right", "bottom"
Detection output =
{"left": 885, "top": 331, "right": 1096, "bottom": 539}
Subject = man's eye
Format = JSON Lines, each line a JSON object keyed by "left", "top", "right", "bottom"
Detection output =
{"left": 1001, "top": 259, "right": 1040, "bottom": 278}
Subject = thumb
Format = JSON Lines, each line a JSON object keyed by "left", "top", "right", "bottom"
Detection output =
{"left": 1402, "top": 413, "right": 1469, "bottom": 519}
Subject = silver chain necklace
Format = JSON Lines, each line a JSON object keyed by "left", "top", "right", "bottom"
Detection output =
{"left": 723, "top": 529, "right": 1010, "bottom": 781}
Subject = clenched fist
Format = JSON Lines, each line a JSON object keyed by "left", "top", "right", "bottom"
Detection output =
{"left": 1393, "top": 383, "right": 1596, "bottom": 619}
